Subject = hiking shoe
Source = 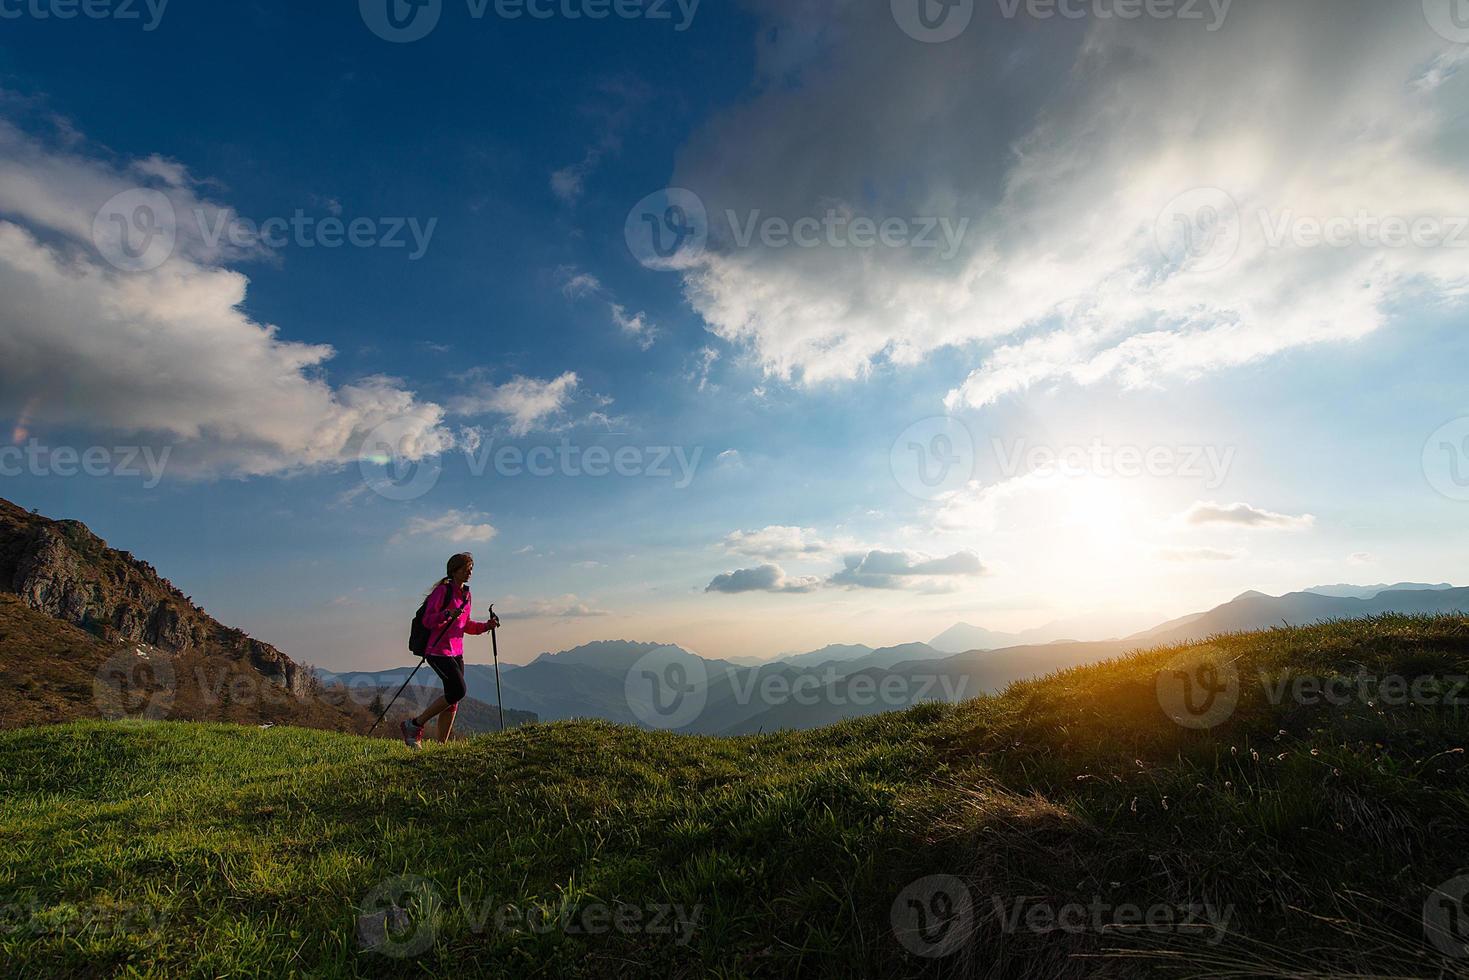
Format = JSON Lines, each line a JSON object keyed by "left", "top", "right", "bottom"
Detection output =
{"left": 399, "top": 719, "right": 424, "bottom": 750}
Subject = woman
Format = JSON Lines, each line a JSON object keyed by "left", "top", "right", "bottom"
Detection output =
{"left": 400, "top": 553, "right": 498, "bottom": 749}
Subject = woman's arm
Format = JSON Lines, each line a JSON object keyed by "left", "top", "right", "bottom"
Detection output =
{"left": 463, "top": 606, "right": 500, "bottom": 636}
{"left": 421, "top": 583, "right": 457, "bottom": 628}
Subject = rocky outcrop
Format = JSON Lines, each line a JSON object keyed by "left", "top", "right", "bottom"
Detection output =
{"left": 0, "top": 498, "right": 308, "bottom": 696}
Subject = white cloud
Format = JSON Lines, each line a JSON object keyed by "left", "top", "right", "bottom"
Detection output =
{"left": 450, "top": 372, "right": 579, "bottom": 436}
{"left": 0, "top": 119, "right": 450, "bottom": 477}
{"left": 721, "top": 525, "right": 833, "bottom": 560}
{"left": 609, "top": 303, "right": 656, "bottom": 350}
{"left": 829, "top": 549, "right": 986, "bottom": 590}
{"left": 501, "top": 594, "right": 609, "bottom": 619}
{"left": 1179, "top": 501, "right": 1315, "bottom": 530}
{"left": 665, "top": 1, "right": 1469, "bottom": 403}
{"left": 687, "top": 346, "right": 720, "bottom": 391}
{"left": 549, "top": 78, "right": 647, "bottom": 204}
{"left": 558, "top": 266, "right": 657, "bottom": 349}
{"left": 1348, "top": 551, "right": 1377, "bottom": 566}
{"left": 395, "top": 509, "right": 498, "bottom": 545}
{"left": 705, "top": 564, "right": 822, "bottom": 594}
{"left": 560, "top": 270, "right": 602, "bottom": 298}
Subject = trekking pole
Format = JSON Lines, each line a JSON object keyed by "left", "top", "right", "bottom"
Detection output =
{"left": 367, "top": 660, "right": 425, "bottom": 736}
{"left": 490, "top": 603, "right": 505, "bottom": 732}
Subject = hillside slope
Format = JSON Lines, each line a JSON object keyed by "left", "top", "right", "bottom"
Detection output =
{"left": 0, "top": 497, "right": 307, "bottom": 693}
{"left": 1137, "top": 586, "right": 1469, "bottom": 645}
{"left": 0, "top": 498, "right": 537, "bottom": 736}
{"left": 3, "top": 616, "right": 1467, "bottom": 977}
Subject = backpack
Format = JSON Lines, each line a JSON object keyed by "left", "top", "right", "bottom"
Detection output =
{"left": 409, "top": 583, "right": 467, "bottom": 658}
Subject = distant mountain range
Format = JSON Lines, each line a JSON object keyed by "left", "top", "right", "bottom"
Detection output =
{"left": 1301, "top": 582, "right": 1453, "bottom": 599}
{"left": 326, "top": 583, "right": 1468, "bottom": 735}
{"left": 927, "top": 610, "right": 1163, "bottom": 653}
{"left": 6, "top": 496, "right": 1464, "bottom": 739}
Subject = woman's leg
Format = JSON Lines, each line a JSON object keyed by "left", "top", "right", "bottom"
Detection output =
{"left": 413, "top": 695, "right": 449, "bottom": 728}
{"left": 436, "top": 657, "right": 467, "bottom": 743}
{"left": 414, "top": 656, "right": 459, "bottom": 729}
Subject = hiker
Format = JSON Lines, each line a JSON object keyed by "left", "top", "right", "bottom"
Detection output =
{"left": 400, "top": 553, "right": 498, "bottom": 748}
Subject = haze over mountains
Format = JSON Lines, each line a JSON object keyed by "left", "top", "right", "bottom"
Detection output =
{"left": 5, "top": 497, "right": 1465, "bottom": 738}
{"left": 329, "top": 582, "right": 1469, "bottom": 736}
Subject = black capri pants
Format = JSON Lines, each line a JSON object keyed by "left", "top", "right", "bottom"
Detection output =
{"left": 425, "top": 655, "right": 468, "bottom": 705}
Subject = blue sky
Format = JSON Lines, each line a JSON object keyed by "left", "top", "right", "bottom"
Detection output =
{"left": 1, "top": 0, "right": 1467, "bottom": 669}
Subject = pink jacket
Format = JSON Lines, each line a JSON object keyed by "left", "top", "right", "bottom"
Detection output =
{"left": 421, "top": 582, "right": 493, "bottom": 658}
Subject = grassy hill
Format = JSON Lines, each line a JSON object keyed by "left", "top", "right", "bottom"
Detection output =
{"left": 3, "top": 616, "right": 1468, "bottom": 977}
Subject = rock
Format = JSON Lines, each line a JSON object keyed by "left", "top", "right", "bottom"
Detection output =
{"left": 0, "top": 497, "right": 309, "bottom": 698}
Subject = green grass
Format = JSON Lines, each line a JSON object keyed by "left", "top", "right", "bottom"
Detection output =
{"left": 3, "top": 616, "right": 1468, "bottom": 978}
